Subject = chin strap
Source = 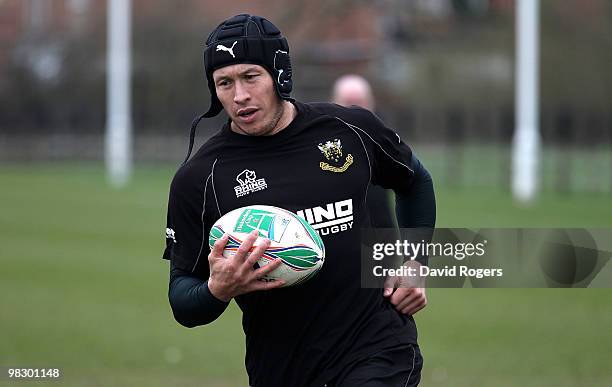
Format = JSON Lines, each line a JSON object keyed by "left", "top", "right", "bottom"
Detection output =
{"left": 182, "top": 113, "right": 207, "bottom": 165}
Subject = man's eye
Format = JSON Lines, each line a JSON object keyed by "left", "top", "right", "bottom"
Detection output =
{"left": 245, "top": 74, "right": 259, "bottom": 80}
{"left": 218, "top": 80, "right": 230, "bottom": 87}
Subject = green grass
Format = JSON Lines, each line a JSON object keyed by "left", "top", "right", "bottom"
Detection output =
{"left": 1, "top": 164, "right": 611, "bottom": 386}
{"left": 416, "top": 144, "right": 612, "bottom": 195}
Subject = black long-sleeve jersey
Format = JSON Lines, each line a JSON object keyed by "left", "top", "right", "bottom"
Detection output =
{"left": 163, "top": 101, "right": 435, "bottom": 387}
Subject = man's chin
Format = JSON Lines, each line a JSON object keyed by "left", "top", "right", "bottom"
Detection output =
{"left": 231, "top": 120, "right": 266, "bottom": 136}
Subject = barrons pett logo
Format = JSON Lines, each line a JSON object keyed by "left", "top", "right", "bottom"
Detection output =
{"left": 296, "top": 199, "right": 353, "bottom": 236}
{"left": 234, "top": 169, "right": 268, "bottom": 198}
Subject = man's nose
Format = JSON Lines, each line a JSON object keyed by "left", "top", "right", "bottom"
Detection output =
{"left": 233, "top": 81, "right": 250, "bottom": 104}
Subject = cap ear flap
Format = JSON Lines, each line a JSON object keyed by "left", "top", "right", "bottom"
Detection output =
{"left": 203, "top": 88, "right": 224, "bottom": 118}
{"left": 273, "top": 49, "right": 292, "bottom": 96}
{"left": 203, "top": 53, "right": 223, "bottom": 118}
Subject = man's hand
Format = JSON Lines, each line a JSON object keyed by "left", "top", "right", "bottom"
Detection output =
{"left": 208, "top": 230, "right": 285, "bottom": 302}
{"left": 383, "top": 260, "right": 427, "bottom": 316}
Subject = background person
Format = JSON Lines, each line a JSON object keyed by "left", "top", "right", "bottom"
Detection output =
{"left": 332, "top": 74, "right": 398, "bottom": 230}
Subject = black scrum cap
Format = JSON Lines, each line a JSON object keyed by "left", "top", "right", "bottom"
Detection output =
{"left": 203, "top": 14, "right": 293, "bottom": 117}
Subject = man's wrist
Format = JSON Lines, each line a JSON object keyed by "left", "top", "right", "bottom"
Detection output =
{"left": 207, "top": 278, "right": 232, "bottom": 303}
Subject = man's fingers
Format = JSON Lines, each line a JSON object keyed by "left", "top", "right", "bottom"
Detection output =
{"left": 210, "top": 233, "right": 229, "bottom": 259}
{"left": 391, "top": 288, "right": 426, "bottom": 313}
{"left": 234, "top": 230, "right": 259, "bottom": 262}
{"left": 383, "top": 275, "right": 398, "bottom": 297}
{"left": 253, "top": 258, "right": 283, "bottom": 278}
{"left": 402, "top": 299, "right": 427, "bottom": 316}
{"left": 396, "top": 293, "right": 420, "bottom": 311}
{"left": 251, "top": 278, "right": 286, "bottom": 291}
{"left": 397, "top": 293, "right": 422, "bottom": 311}
{"left": 244, "top": 238, "right": 270, "bottom": 269}
{"left": 240, "top": 237, "right": 283, "bottom": 281}
{"left": 389, "top": 287, "right": 414, "bottom": 306}
{"left": 383, "top": 275, "right": 396, "bottom": 289}
{"left": 397, "top": 290, "right": 427, "bottom": 315}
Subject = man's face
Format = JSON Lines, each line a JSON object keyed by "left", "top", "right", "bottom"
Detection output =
{"left": 213, "top": 64, "right": 284, "bottom": 136}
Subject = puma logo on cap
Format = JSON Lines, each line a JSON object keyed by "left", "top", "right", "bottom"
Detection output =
{"left": 216, "top": 41, "right": 237, "bottom": 58}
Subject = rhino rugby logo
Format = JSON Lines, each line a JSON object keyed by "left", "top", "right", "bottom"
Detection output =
{"left": 234, "top": 169, "right": 268, "bottom": 198}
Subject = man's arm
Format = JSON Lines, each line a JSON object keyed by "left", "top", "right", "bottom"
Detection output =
{"left": 168, "top": 262, "right": 230, "bottom": 328}
{"left": 385, "top": 154, "right": 436, "bottom": 315}
{"left": 395, "top": 154, "right": 436, "bottom": 261}
{"left": 168, "top": 230, "right": 285, "bottom": 328}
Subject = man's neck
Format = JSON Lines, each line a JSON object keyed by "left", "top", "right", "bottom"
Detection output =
{"left": 273, "top": 100, "right": 297, "bottom": 135}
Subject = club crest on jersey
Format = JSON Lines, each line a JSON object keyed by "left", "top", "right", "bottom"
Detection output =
{"left": 318, "top": 139, "right": 353, "bottom": 173}
{"left": 234, "top": 169, "right": 268, "bottom": 198}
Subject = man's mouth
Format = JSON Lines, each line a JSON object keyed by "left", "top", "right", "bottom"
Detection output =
{"left": 237, "top": 108, "right": 258, "bottom": 119}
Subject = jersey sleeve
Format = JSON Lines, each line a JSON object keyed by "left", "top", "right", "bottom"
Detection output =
{"left": 163, "top": 163, "right": 217, "bottom": 278}
{"left": 351, "top": 108, "right": 436, "bottom": 266}
{"left": 342, "top": 107, "right": 416, "bottom": 194}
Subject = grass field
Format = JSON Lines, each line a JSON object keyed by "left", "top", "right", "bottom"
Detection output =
{"left": 1, "top": 164, "right": 611, "bottom": 387}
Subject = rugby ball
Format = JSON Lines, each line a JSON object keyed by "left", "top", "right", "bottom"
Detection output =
{"left": 208, "top": 205, "right": 325, "bottom": 287}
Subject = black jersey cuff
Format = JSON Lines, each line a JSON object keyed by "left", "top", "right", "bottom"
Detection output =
{"left": 169, "top": 262, "right": 229, "bottom": 327}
